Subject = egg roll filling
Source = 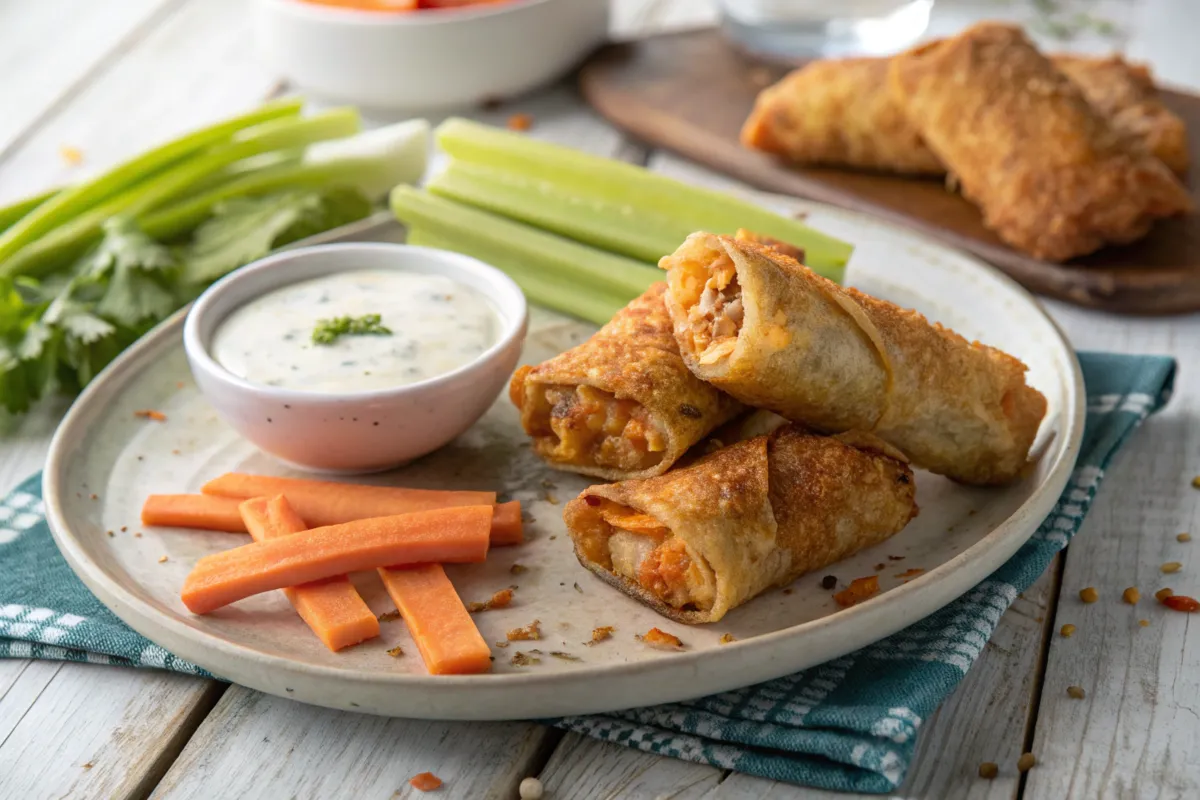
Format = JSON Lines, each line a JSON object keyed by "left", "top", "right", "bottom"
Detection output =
{"left": 669, "top": 245, "right": 744, "bottom": 367}
{"left": 526, "top": 384, "right": 668, "bottom": 472}
{"left": 576, "top": 497, "right": 718, "bottom": 612}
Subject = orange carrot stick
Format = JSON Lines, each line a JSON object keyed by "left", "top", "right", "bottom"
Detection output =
{"left": 142, "top": 494, "right": 247, "bottom": 533}
{"left": 181, "top": 505, "right": 493, "bottom": 614}
{"left": 201, "top": 473, "right": 495, "bottom": 526}
{"left": 489, "top": 500, "right": 523, "bottom": 546}
{"left": 378, "top": 564, "right": 492, "bottom": 675}
{"left": 240, "top": 496, "right": 380, "bottom": 652}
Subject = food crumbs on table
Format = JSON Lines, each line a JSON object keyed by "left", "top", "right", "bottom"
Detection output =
{"left": 409, "top": 772, "right": 442, "bottom": 792}
{"left": 1016, "top": 753, "right": 1037, "bottom": 772}
{"left": 158, "top": 555, "right": 168, "bottom": 563}
{"left": 1123, "top": 587, "right": 1141, "bottom": 604}
{"left": 540, "top": 478, "right": 556, "bottom": 490}
{"left": 172, "top": 449, "right": 180, "bottom": 455}
{"left": 507, "top": 113, "right": 533, "bottom": 131}
{"left": 1178, "top": 533, "right": 1192, "bottom": 542}
{"left": 1067, "top": 685, "right": 1086, "bottom": 699}
{"left": 1163, "top": 594, "right": 1200, "bottom": 612}
{"left": 719, "top": 633, "right": 736, "bottom": 645}
{"left": 510, "top": 651, "right": 541, "bottom": 666}
{"left": 1139, "top": 619, "right": 1150, "bottom": 627}
{"left": 573, "top": 582, "right": 583, "bottom": 594}
{"left": 550, "top": 651, "right": 581, "bottom": 662}
{"left": 134, "top": 409, "right": 167, "bottom": 422}
{"left": 834, "top": 576, "right": 880, "bottom": 607}
{"left": 507, "top": 620, "right": 541, "bottom": 641}
{"left": 134, "top": 532, "right": 142, "bottom": 538}
{"left": 586, "top": 626, "right": 614, "bottom": 646}
{"left": 387, "top": 645, "right": 404, "bottom": 657}
{"left": 821, "top": 575, "right": 838, "bottom": 590}
{"left": 469, "top": 588, "right": 514, "bottom": 612}
{"left": 105, "top": 530, "right": 114, "bottom": 537}
{"left": 637, "top": 627, "right": 684, "bottom": 651}
{"left": 1161, "top": 562, "right": 1183, "bottom": 574}
{"left": 1192, "top": 476, "right": 1200, "bottom": 489}
{"left": 978, "top": 762, "right": 998, "bottom": 779}
{"left": 1155, "top": 587, "right": 1174, "bottom": 602}
{"left": 378, "top": 610, "right": 401, "bottom": 622}
{"left": 544, "top": 492, "right": 558, "bottom": 505}
{"left": 89, "top": 493, "right": 98, "bottom": 500}
{"left": 510, "top": 563, "right": 528, "bottom": 575}
{"left": 1079, "top": 587, "right": 1099, "bottom": 603}
{"left": 519, "top": 776, "right": 544, "bottom": 800}
{"left": 888, "top": 555, "right": 905, "bottom": 561}
{"left": 897, "top": 568, "right": 926, "bottom": 580}
{"left": 60, "top": 145, "right": 83, "bottom": 165}
{"left": 120, "top": 526, "right": 127, "bottom": 532}
{"left": 495, "top": 641, "right": 509, "bottom": 648}
{"left": 782, "top": 588, "right": 793, "bottom": 595}
{"left": 82, "top": 761, "right": 94, "bottom": 770}
{"left": 176, "top": 381, "right": 184, "bottom": 389}
{"left": 873, "top": 563, "right": 886, "bottom": 572}
{"left": 1060, "top": 623, "right": 1077, "bottom": 637}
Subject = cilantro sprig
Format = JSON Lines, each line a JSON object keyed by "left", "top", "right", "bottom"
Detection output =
{"left": 312, "top": 313, "right": 393, "bottom": 345}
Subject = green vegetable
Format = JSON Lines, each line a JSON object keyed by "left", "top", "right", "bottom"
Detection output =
{"left": 434, "top": 117, "right": 852, "bottom": 280}
{"left": 0, "top": 189, "right": 58, "bottom": 234}
{"left": 312, "top": 313, "right": 393, "bottom": 345}
{"left": 391, "top": 185, "right": 660, "bottom": 303}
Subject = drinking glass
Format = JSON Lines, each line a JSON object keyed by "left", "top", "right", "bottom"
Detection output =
{"left": 717, "top": 0, "right": 936, "bottom": 59}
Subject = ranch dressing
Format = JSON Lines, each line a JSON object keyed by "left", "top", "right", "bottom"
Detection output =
{"left": 212, "top": 270, "right": 499, "bottom": 393}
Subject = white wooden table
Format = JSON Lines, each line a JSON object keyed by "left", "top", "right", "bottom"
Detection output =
{"left": 3, "top": 1, "right": 1199, "bottom": 797}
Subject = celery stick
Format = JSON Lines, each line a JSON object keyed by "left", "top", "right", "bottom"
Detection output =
{"left": 390, "top": 186, "right": 659, "bottom": 301}
{"left": 2, "top": 109, "right": 359, "bottom": 279}
{"left": 435, "top": 118, "right": 853, "bottom": 278}
{"left": 0, "top": 97, "right": 302, "bottom": 265}
{"left": 406, "top": 228, "right": 627, "bottom": 326}
{"left": 0, "top": 189, "right": 58, "bottom": 234}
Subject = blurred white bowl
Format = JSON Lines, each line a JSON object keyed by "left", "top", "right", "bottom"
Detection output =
{"left": 254, "top": 0, "right": 611, "bottom": 110}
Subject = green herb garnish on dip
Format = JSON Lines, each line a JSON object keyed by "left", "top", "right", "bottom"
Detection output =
{"left": 312, "top": 313, "right": 393, "bottom": 345}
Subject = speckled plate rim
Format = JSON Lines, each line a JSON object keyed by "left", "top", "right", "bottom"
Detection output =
{"left": 42, "top": 206, "right": 1085, "bottom": 720}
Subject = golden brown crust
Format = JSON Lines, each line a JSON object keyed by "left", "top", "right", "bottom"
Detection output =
{"left": 563, "top": 425, "right": 918, "bottom": 624}
{"left": 509, "top": 283, "right": 743, "bottom": 480}
{"left": 889, "top": 23, "right": 1192, "bottom": 262}
{"left": 1052, "top": 54, "right": 1190, "bottom": 174}
{"left": 660, "top": 233, "right": 1048, "bottom": 485}
{"left": 740, "top": 58, "right": 945, "bottom": 175}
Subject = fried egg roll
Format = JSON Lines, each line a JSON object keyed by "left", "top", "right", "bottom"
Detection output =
{"left": 509, "top": 283, "right": 743, "bottom": 480}
{"left": 660, "top": 232, "right": 1047, "bottom": 485}
{"left": 740, "top": 57, "right": 944, "bottom": 175}
{"left": 889, "top": 23, "right": 1192, "bottom": 262}
{"left": 1052, "top": 54, "right": 1189, "bottom": 174}
{"left": 564, "top": 424, "right": 917, "bottom": 624}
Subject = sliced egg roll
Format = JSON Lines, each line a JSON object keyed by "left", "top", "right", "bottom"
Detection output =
{"left": 659, "top": 232, "right": 1048, "bottom": 486}
{"left": 888, "top": 23, "right": 1192, "bottom": 262}
{"left": 1052, "top": 54, "right": 1189, "bottom": 174}
{"left": 740, "top": 57, "right": 944, "bottom": 175}
{"left": 564, "top": 424, "right": 917, "bottom": 624}
{"left": 509, "top": 283, "right": 743, "bottom": 480}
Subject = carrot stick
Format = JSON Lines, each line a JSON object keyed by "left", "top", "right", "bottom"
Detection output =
{"left": 142, "top": 494, "right": 246, "bottom": 532}
{"left": 240, "top": 496, "right": 380, "bottom": 652}
{"left": 201, "top": 473, "right": 495, "bottom": 526}
{"left": 378, "top": 564, "right": 492, "bottom": 675}
{"left": 489, "top": 500, "right": 523, "bottom": 546}
{"left": 181, "top": 505, "right": 493, "bottom": 614}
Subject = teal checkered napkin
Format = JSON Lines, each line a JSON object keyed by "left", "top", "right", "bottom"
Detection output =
{"left": 0, "top": 352, "right": 1176, "bottom": 792}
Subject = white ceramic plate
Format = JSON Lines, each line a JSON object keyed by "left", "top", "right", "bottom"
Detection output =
{"left": 43, "top": 200, "right": 1083, "bottom": 720}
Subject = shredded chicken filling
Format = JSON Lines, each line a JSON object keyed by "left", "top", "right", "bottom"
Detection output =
{"left": 680, "top": 252, "right": 744, "bottom": 364}
{"left": 537, "top": 385, "right": 667, "bottom": 471}
{"left": 595, "top": 504, "right": 716, "bottom": 612}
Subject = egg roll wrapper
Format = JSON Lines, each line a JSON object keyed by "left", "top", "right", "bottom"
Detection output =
{"left": 741, "top": 58, "right": 944, "bottom": 175}
{"left": 564, "top": 425, "right": 917, "bottom": 624}
{"left": 888, "top": 23, "right": 1191, "bottom": 262}
{"left": 660, "top": 232, "right": 1047, "bottom": 485}
{"left": 509, "top": 283, "right": 743, "bottom": 481}
{"left": 1052, "top": 54, "right": 1189, "bottom": 174}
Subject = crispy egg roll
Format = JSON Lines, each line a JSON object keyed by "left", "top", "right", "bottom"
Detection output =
{"left": 564, "top": 424, "right": 917, "bottom": 624}
{"left": 1052, "top": 54, "right": 1189, "bottom": 174}
{"left": 740, "top": 57, "right": 945, "bottom": 175}
{"left": 659, "top": 232, "right": 1047, "bottom": 485}
{"left": 889, "top": 23, "right": 1192, "bottom": 262}
{"left": 509, "top": 283, "right": 743, "bottom": 480}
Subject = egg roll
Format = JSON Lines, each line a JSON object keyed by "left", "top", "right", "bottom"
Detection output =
{"left": 740, "top": 57, "right": 944, "bottom": 175}
{"left": 509, "top": 283, "right": 743, "bottom": 480}
{"left": 564, "top": 424, "right": 917, "bottom": 624}
{"left": 1052, "top": 54, "right": 1189, "bottom": 174}
{"left": 889, "top": 23, "right": 1192, "bottom": 262}
{"left": 659, "top": 232, "right": 1048, "bottom": 486}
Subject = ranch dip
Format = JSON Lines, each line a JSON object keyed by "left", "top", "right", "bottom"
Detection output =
{"left": 212, "top": 270, "right": 500, "bottom": 393}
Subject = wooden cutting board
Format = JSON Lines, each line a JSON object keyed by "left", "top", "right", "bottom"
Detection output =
{"left": 579, "top": 29, "right": 1200, "bottom": 315}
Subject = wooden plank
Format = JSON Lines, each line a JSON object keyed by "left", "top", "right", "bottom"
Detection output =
{"left": 0, "top": 0, "right": 180, "bottom": 181}
{"left": 0, "top": 664, "right": 221, "bottom": 800}
{"left": 538, "top": 732, "right": 723, "bottom": 799}
{"left": 1022, "top": 304, "right": 1200, "bottom": 798}
{"left": 152, "top": 685, "right": 554, "bottom": 800}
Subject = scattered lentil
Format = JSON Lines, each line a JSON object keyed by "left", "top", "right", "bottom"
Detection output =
{"left": 1156, "top": 588, "right": 1175, "bottom": 602}
{"left": 820, "top": 575, "right": 838, "bottom": 590}
{"left": 1122, "top": 587, "right": 1140, "bottom": 605}
{"left": 1067, "top": 685, "right": 1086, "bottom": 699}
{"left": 1178, "top": 533, "right": 1192, "bottom": 542}
{"left": 158, "top": 555, "right": 168, "bottom": 563}
{"left": 1139, "top": 619, "right": 1150, "bottom": 627}
{"left": 978, "top": 762, "right": 998, "bottom": 779}
{"left": 1017, "top": 753, "right": 1037, "bottom": 772}
{"left": 1161, "top": 562, "right": 1183, "bottom": 574}
{"left": 519, "top": 776, "right": 545, "bottom": 800}
{"left": 1060, "top": 623, "right": 1076, "bottom": 637}
{"left": 60, "top": 145, "right": 83, "bottom": 165}
{"left": 105, "top": 530, "right": 114, "bottom": 538}
{"left": 719, "top": 633, "right": 736, "bottom": 645}
{"left": 1192, "top": 476, "right": 1200, "bottom": 489}
{"left": 1079, "top": 587, "right": 1099, "bottom": 603}
{"left": 409, "top": 772, "right": 442, "bottom": 792}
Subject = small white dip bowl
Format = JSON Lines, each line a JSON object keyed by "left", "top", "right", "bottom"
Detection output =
{"left": 183, "top": 242, "right": 527, "bottom": 474}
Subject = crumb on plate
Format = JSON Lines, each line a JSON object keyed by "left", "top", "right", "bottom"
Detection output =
{"left": 469, "top": 588, "right": 514, "bottom": 613}
{"left": 820, "top": 575, "right": 838, "bottom": 590}
{"left": 60, "top": 145, "right": 83, "bottom": 165}
{"left": 586, "top": 626, "right": 614, "bottom": 646}
{"left": 378, "top": 610, "right": 401, "bottom": 622}
{"left": 897, "top": 568, "right": 926, "bottom": 581}
{"left": 133, "top": 409, "right": 166, "bottom": 422}
{"left": 387, "top": 645, "right": 404, "bottom": 657}
{"left": 834, "top": 576, "right": 880, "bottom": 608}
{"left": 507, "top": 113, "right": 533, "bottom": 131}
{"left": 507, "top": 619, "right": 541, "bottom": 641}
{"left": 719, "top": 633, "right": 736, "bottom": 645}
{"left": 636, "top": 627, "right": 684, "bottom": 651}
{"left": 549, "top": 651, "right": 581, "bottom": 662}
{"left": 510, "top": 563, "right": 528, "bottom": 575}
{"left": 158, "top": 555, "right": 168, "bottom": 563}
{"left": 510, "top": 650, "right": 541, "bottom": 666}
